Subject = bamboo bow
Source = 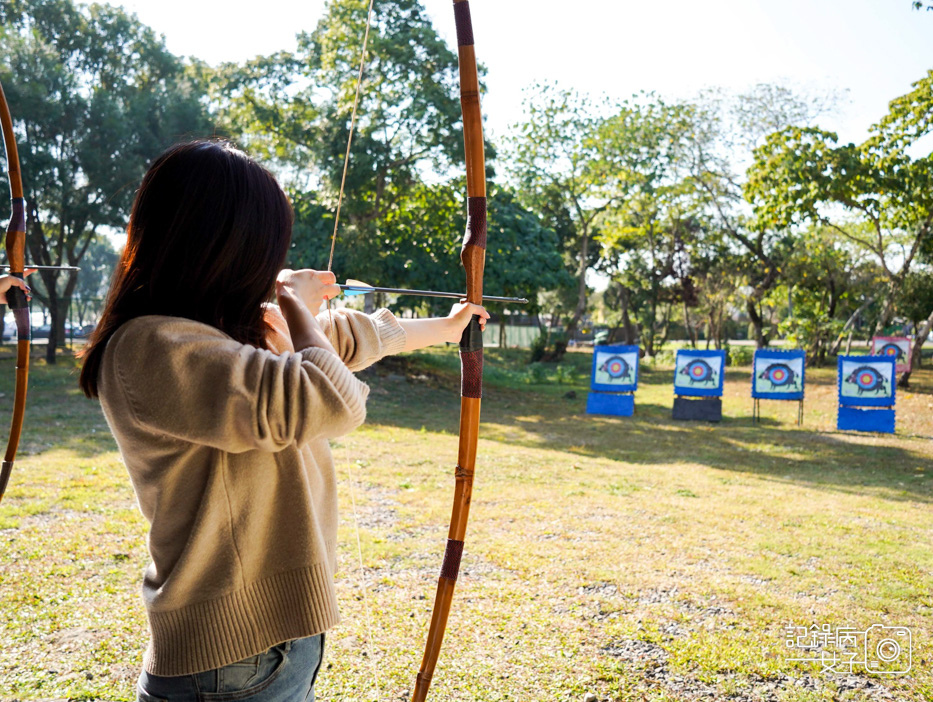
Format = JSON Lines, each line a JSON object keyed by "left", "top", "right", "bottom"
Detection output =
{"left": 409, "top": 1, "right": 487, "bottom": 699}
{"left": 0, "top": 79, "right": 30, "bottom": 504}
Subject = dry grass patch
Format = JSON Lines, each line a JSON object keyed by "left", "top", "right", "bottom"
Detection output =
{"left": 0, "top": 347, "right": 931, "bottom": 701}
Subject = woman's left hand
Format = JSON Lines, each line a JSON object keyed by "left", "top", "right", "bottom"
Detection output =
{"left": 444, "top": 302, "right": 489, "bottom": 344}
{"left": 0, "top": 270, "right": 33, "bottom": 305}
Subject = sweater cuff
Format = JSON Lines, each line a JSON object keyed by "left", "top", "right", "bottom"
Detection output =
{"left": 372, "top": 308, "right": 407, "bottom": 357}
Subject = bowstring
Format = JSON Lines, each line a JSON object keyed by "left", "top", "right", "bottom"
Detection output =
{"left": 328, "top": 0, "right": 381, "bottom": 697}
{"left": 326, "top": 0, "right": 375, "bottom": 274}
{"left": 324, "top": 0, "right": 375, "bottom": 347}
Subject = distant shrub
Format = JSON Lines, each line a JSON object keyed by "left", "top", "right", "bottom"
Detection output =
{"left": 526, "top": 363, "right": 548, "bottom": 383}
{"left": 554, "top": 365, "right": 575, "bottom": 385}
{"left": 648, "top": 348, "right": 677, "bottom": 366}
{"left": 727, "top": 345, "right": 755, "bottom": 366}
{"left": 529, "top": 333, "right": 548, "bottom": 363}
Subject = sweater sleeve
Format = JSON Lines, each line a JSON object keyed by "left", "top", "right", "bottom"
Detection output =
{"left": 100, "top": 317, "right": 371, "bottom": 453}
{"left": 315, "top": 307, "right": 406, "bottom": 372}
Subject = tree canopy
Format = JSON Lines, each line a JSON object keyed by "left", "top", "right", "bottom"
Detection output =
{"left": 0, "top": 0, "right": 213, "bottom": 360}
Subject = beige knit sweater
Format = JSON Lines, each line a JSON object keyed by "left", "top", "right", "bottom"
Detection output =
{"left": 97, "top": 308, "right": 405, "bottom": 676}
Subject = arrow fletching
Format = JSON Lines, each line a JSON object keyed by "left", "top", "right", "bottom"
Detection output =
{"left": 341, "top": 279, "right": 375, "bottom": 296}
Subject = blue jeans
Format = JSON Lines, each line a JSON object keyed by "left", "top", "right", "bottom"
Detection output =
{"left": 137, "top": 634, "right": 324, "bottom": 702}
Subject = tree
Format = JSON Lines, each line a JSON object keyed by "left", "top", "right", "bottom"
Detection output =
{"left": 507, "top": 84, "right": 620, "bottom": 353}
{"left": 596, "top": 98, "right": 714, "bottom": 355}
{"left": 896, "top": 271, "right": 933, "bottom": 385}
{"left": 69, "top": 236, "right": 120, "bottom": 329}
{"left": 0, "top": 0, "right": 213, "bottom": 362}
{"left": 774, "top": 228, "right": 869, "bottom": 365}
{"left": 213, "top": 0, "right": 471, "bottom": 286}
{"left": 286, "top": 180, "right": 565, "bottom": 332}
{"left": 686, "top": 84, "right": 844, "bottom": 347}
{"left": 689, "top": 247, "right": 742, "bottom": 350}
{"left": 745, "top": 71, "right": 933, "bottom": 379}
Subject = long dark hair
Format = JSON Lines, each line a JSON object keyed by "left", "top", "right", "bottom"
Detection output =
{"left": 79, "top": 140, "right": 293, "bottom": 398}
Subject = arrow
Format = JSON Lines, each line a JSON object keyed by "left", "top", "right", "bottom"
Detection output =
{"left": 339, "top": 279, "right": 527, "bottom": 304}
{"left": 2, "top": 264, "right": 80, "bottom": 271}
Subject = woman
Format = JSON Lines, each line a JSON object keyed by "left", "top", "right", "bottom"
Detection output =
{"left": 79, "top": 140, "right": 487, "bottom": 702}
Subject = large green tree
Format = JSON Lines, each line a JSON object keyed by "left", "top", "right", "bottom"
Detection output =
{"left": 745, "top": 71, "right": 933, "bottom": 381}
{"left": 213, "top": 0, "right": 471, "bottom": 280}
{"left": 286, "top": 181, "right": 565, "bottom": 324}
{"left": 507, "top": 84, "right": 621, "bottom": 351}
{"left": 686, "top": 84, "right": 843, "bottom": 348}
{"left": 0, "top": 0, "right": 212, "bottom": 361}
{"left": 773, "top": 228, "right": 870, "bottom": 364}
{"left": 596, "top": 98, "right": 714, "bottom": 355}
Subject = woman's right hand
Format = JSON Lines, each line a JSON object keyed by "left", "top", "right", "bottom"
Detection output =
{"left": 274, "top": 269, "right": 340, "bottom": 355}
{"left": 275, "top": 269, "right": 341, "bottom": 312}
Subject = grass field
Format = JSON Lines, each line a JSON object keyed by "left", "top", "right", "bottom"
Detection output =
{"left": 0, "top": 345, "right": 930, "bottom": 701}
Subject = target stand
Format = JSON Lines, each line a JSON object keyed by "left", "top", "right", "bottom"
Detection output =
{"left": 751, "top": 349, "right": 806, "bottom": 426}
{"left": 836, "top": 355, "right": 896, "bottom": 434}
{"left": 672, "top": 396, "right": 722, "bottom": 422}
{"left": 752, "top": 397, "right": 804, "bottom": 426}
{"left": 671, "top": 349, "right": 726, "bottom": 422}
{"left": 586, "top": 391, "right": 635, "bottom": 417}
{"left": 586, "top": 345, "right": 640, "bottom": 417}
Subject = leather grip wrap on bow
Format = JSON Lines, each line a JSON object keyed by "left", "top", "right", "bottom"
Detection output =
{"left": 410, "top": 2, "right": 486, "bottom": 700}
{"left": 0, "top": 79, "right": 30, "bottom": 504}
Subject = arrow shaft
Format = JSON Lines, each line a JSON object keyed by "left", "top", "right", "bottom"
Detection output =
{"left": 339, "top": 284, "right": 526, "bottom": 304}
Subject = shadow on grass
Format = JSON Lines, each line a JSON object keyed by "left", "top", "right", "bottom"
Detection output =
{"left": 3, "top": 346, "right": 931, "bottom": 504}
{"left": 361, "top": 362, "right": 933, "bottom": 505}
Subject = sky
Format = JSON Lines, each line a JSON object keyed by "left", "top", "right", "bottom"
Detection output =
{"left": 114, "top": 0, "right": 933, "bottom": 145}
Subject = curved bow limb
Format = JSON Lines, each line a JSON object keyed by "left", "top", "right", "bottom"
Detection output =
{"left": 0, "top": 79, "right": 30, "bottom": 504}
{"left": 410, "top": 1, "right": 487, "bottom": 699}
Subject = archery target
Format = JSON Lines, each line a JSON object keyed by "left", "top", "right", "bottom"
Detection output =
{"left": 840, "top": 359, "right": 894, "bottom": 400}
{"left": 594, "top": 349, "right": 638, "bottom": 386}
{"left": 674, "top": 353, "right": 722, "bottom": 390}
{"left": 753, "top": 355, "right": 803, "bottom": 394}
{"left": 870, "top": 337, "right": 911, "bottom": 373}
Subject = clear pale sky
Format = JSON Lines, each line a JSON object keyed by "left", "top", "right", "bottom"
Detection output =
{"left": 117, "top": 0, "right": 931, "bottom": 144}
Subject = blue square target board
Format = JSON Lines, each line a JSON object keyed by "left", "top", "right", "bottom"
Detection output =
{"left": 752, "top": 349, "right": 805, "bottom": 400}
{"left": 673, "top": 349, "right": 725, "bottom": 397}
{"left": 837, "top": 356, "right": 896, "bottom": 407}
{"left": 590, "top": 345, "right": 639, "bottom": 393}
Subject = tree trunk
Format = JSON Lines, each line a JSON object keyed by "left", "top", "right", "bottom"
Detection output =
{"left": 658, "top": 303, "right": 673, "bottom": 349}
{"left": 829, "top": 297, "right": 875, "bottom": 355}
{"left": 897, "top": 308, "right": 933, "bottom": 389}
{"left": 870, "top": 291, "right": 897, "bottom": 339}
{"left": 564, "top": 225, "right": 591, "bottom": 344}
{"left": 643, "top": 300, "right": 658, "bottom": 356}
{"left": 620, "top": 287, "right": 635, "bottom": 345}
{"left": 533, "top": 314, "right": 546, "bottom": 334}
{"left": 499, "top": 314, "right": 506, "bottom": 349}
{"left": 45, "top": 286, "right": 61, "bottom": 364}
{"left": 746, "top": 297, "right": 765, "bottom": 348}
{"left": 683, "top": 299, "right": 697, "bottom": 348}
{"left": 54, "top": 298, "right": 68, "bottom": 352}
